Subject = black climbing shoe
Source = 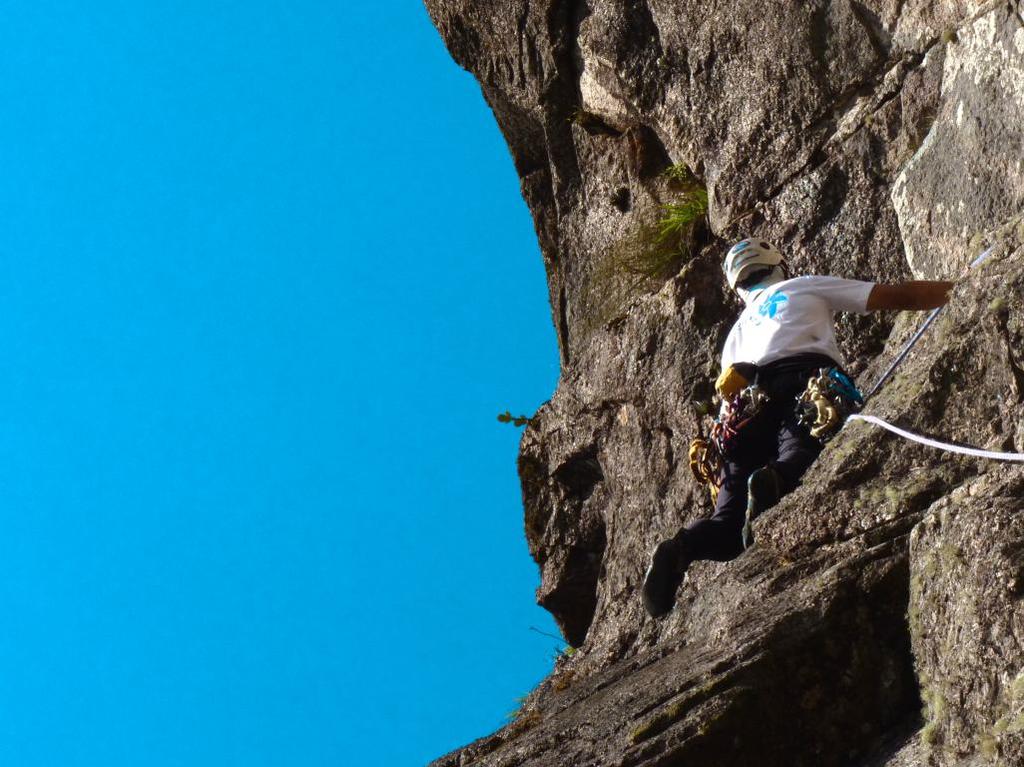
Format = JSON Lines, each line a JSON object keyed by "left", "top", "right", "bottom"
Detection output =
{"left": 742, "top": 466, "right": 782, "bottom": 549}
{"left": 642, "top": 538, "right": 691, "bottom": 618}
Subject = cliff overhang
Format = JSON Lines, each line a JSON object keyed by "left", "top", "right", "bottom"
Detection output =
{"left": 426, "top": 2, "right": 1024, "bottom": 764}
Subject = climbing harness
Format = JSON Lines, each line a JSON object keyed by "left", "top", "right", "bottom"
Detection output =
{"left": 796, "top": 367, "right": 865, "bottom": 441}
{"left": 688, "top": 378, "right": 768, "bottom": 501}
{"left": 714, "top": 384, "right": 770, "bottom": 456}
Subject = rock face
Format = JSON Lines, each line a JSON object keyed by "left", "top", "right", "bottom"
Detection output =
{"left": 425, "top": 1, "right": 1024, "bottom": 764}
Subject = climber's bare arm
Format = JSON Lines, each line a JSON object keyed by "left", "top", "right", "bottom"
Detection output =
{"left": 866, "top": 281, "right": 955, "bottom": 311}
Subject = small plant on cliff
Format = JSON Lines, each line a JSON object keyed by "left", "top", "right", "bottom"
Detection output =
{"left": 498, "top": 411, "right": 534, "bottom": 427}
{"left": 505, "top": 695, "right": 529, "bottom": 722}
{"left": 661, "top": 162, "right": 699, "bottom": 188}
{"left": 658, "top": 195, "right": 709, "bottom": 245}
{"left": 582, "top": 167, "right": 709, "bottom": 332}
{"left": 549, "top": 644, "right": 577, "bottom": 664}
{"left": 530, "top": 625, "right": 575, "bottom": 663}
{"left": 607, "top": 173, "right": 707, "bottom": 282}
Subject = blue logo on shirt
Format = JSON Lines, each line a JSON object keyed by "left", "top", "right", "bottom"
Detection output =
{"left": 758, "top": 291, "right": 789, "bottom": 319}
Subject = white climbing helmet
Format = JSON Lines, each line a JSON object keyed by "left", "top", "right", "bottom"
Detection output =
{"left": 723, "top": 238, "right": 785, "bottom": 289}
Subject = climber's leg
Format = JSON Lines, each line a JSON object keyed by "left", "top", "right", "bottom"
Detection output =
{"left": 740, "top": 397, "right": 824, "bottom": 547}
{"left": 642, "top": 458, "right": 768, "bottom": 617}
{"left": 641, "top": 533, "right": 693, "bottom": 618}
{"left": 642, "top": 454, "right": 761, "bottom": 618}
{"left": 682, "top": 454, "right": 761, "bottom": 561}
{"left": 742, "top": 465, "right": 783, "bottom": 548}
{"left": 771, "top": 409, "right": 824, "bottom": 495}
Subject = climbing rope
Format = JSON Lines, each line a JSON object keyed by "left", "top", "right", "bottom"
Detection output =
{"left": 846, "top": 414, "right": 1024, "bottom": 462}
{"left": 848, "top": 245, "right": 1024, "bottom": 462}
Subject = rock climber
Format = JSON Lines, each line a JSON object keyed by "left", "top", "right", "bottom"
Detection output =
{"left": 642, "top": 238, "right": 954, "bottom": 618}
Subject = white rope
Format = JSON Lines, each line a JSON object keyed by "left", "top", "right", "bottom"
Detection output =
{"left": 850, "top": 244, "right": 1023, "bottom": 462}
{"left": 847, "top": 414, "right": 1024, "bottom": 462}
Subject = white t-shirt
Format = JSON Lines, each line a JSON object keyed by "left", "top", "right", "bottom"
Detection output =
{"left": 720, "top": 275, "right": 875, "bottom": 369}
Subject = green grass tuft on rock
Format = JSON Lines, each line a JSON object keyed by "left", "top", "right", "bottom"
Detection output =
{"left": 582, "top": 169, "right": 709, "bottom": 334}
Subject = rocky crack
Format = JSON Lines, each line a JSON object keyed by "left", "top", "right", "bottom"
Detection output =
{"left": 724, "top": 50, "right": 921, "bottom": 233}
{"left": 516, "top": 0, "right": 531, "bottom": 87}
{"left": 725, "top": 0, "right": 1006, "bottom": 233}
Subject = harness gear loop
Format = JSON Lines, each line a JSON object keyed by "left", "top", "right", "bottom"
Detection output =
{"left": 688, "top": 403, "right": 723, "bottom": 501}
{"left": 712, "top": 383, "right": 770, "bottom": 457}
{"left": 689, "top": 383, "right": 771, "bottom": 502}
{"left": 796, "top": 368, "right": 864, "bottom": 441}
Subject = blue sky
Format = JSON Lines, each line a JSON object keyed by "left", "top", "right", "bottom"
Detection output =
{"left": 0, "top": 3, "right": 560, "bottom": 765}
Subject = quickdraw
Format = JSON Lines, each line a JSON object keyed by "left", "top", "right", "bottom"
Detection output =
{"left": 714, "top": 384, "right": 770, "bottom": 455}
{"left": 688, "top": 436, "right": 722, "bottom": 501}
{"left": 795, "top": 368, "right": 864, "bottom": 440}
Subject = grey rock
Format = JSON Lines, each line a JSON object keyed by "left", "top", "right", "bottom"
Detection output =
{"left": 424, "top": 0, "right": 1024, "bottom": 764}
{"left": 893, "top": 4, "right": 1024, "bottom": 278}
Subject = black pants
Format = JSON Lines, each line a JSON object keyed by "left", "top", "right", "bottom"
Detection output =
{"left": 676, "top": 359, "right": 833, "bottom": 561}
